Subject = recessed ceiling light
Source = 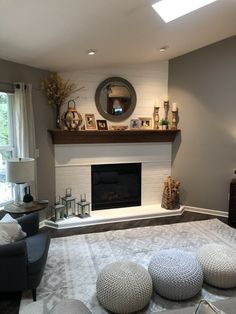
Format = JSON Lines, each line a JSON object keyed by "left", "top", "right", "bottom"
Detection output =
{"left": 152, "top": 0, "right": 218, "bottom": 23}
{"left": 160, "top": 46, "right": 168, "bottom": 52}
{"left": 87, "top": 49, "right": 96, "bottom": 56}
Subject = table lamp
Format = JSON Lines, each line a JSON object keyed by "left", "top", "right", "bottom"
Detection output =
{"left": 6, "top": 157, "right": 35, "bottom": 205}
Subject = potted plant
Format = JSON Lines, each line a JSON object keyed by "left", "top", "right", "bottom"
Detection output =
{"left": 159, "top": 119, "right": 169, "bottom": 130}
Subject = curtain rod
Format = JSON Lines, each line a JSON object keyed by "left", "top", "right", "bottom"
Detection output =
{"left": 0, "top": 81, "right": 40, "bottom": 91}
{"left": 0, "top": 82, "right": 25, "bottom": 88}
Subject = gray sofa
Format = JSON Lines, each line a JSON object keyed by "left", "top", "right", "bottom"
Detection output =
{"left": 0, "top": 212, "right": 50, "bottom": 301}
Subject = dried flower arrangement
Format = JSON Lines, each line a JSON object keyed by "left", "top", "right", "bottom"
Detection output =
{"left": 41, "top": 74, "right": 84, "bottom": 128}
{"left": 41, "top": 73, "right": 83, "bottom": 108}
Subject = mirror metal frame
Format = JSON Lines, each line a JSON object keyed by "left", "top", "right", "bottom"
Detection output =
{"left": 95, "top": 77, "right": 137, "bottom": 122}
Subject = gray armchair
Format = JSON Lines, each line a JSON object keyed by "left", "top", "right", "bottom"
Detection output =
{"left": 0, "top": 212, "right": 50, "bottom": 301}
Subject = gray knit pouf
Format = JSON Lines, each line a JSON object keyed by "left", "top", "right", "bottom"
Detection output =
{"left": 96, "top": 261, "right": 153, "bottom": 314}
{"left": 197, "top": 244, "right": 236, "bottom": 288}
{"left": 148, "top": 249, "right": 203, "bottom": 301}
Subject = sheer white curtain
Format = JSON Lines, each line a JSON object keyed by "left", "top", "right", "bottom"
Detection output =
{"left": 13, "top": 83, "right": 37, "bottom": 198}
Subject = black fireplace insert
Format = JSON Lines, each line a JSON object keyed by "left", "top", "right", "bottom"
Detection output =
{"left": 92, "top": 163, "right": 141, "bottom": 210}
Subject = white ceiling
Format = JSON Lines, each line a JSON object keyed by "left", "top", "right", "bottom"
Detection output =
{"left": 0, "top": 0, "right": 235, "bottom": 72}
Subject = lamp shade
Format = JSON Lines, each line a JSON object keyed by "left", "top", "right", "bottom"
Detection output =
{"left": 6, "top": 158, "right": 35, "bottom": 183}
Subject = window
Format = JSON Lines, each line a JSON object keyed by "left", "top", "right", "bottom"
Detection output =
{"left": 0, "top": 92, "right": 15, "bottom": 205}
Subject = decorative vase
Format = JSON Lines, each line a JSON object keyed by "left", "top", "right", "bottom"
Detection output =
{"left": 23, "top": 186, "right": 33, "bottom": 207}
{"left": 56, "top": 106, "right": 61, "bottom": 129}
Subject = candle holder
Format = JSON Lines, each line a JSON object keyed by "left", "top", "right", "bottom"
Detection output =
{"left": 77, "top": 200, "right": 91, "bottom": 218}
{"left": 163, "top": 100, "right": 169, "bottom": 122}
{"left": 171, "top": 110, "right": 178, "bottom": 130}
{"left": 61, "top": 194, "right": 76, "bottom": 217}
{"left": 80, "top": 193, "right": 87, "bottom": 202}
{"left": 51, "top": 202, "right": 66, "bottom": 222}
{"left": 154, "top": 106, "right": 160, "bottom": 130}
{"left": 65, "top": 188, "right": 72, "bottom": 197}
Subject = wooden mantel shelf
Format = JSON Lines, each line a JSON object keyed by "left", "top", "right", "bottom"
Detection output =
{"left": 49, "top": 129, "right": 180, "bottom": 144}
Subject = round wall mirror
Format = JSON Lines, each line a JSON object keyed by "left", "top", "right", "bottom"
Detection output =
{"left": 95, "top": 77, "right": 137, "bottom": 122}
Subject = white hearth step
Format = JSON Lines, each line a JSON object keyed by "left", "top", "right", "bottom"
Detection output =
{"left": 44, "top": 204, "right": 183, "bottom": 229}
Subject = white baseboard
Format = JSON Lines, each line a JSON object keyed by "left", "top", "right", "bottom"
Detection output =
{"left": 183, "top": 206, "right": 228, "bottom": 218}
{"left": 40, "top": 204, "right": 228, "bottom": 229}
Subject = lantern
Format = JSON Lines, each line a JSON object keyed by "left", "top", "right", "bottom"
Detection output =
{"left": 62, "top": 100, "right": 82, "bottom": 130}
{"left": 77, "top": 193, "right": 90, "bottom": 218}
{"left": 51, "top": 203, "right": 66, "bottom": 221}
{"left": 77, "top": 201, "right": 91, "bottom": 218}
{"left": 61, "top": 189, "right": 76, "bottom": 217}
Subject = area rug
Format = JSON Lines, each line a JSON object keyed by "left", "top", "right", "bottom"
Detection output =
{"left": 19, "top": 219, "right": 236, "bottom": 313}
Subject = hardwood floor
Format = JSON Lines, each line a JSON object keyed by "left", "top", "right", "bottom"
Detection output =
{"left": 0, "top": 212, "right": 229, "bottom": 314}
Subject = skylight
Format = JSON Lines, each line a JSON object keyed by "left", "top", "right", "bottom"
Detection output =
{"left": 152, "top": 0, "right": 218, "bottom": 23}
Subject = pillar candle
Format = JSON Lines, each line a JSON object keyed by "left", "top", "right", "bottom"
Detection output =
{"left": 172, "top": 102, "right": 177, "bottom": 112}
{"left": 164, "top": 96, "right": 169, "bottom": 102}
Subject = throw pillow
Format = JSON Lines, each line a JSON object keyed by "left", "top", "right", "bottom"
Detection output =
{"left": 0, "top": 213, "right": 27, "bottom": 245}
{"left": 195, "top": 299, "right": 226, "bottom": 314}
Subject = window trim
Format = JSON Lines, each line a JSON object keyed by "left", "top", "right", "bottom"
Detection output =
{"left": 0, "top": 92, "right": 15, "bottom": 206}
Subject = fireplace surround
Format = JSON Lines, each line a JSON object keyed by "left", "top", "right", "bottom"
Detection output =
{"left": 55, "top": 142, "right": 172, "bottom": 212}
{"left": 92, "top": 163, "right": 141, "bottom": 210}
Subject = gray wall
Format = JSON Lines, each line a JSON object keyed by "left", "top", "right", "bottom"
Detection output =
{"left": 0, "top": 58, "right": 55, "bottom": 212}
{"left": 169, "top": 36, "right": 236, "bottom": 211}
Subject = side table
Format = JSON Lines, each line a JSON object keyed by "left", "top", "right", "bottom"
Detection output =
{"left": 4, "top": 201, "right": 48, "bottom": 216}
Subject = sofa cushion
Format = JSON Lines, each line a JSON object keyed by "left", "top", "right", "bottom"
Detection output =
{"left": 26, "top": 232, "right": 50, "bottom": 274}
{"left": 0, "top": 213, "right": 26, "bottom": 245}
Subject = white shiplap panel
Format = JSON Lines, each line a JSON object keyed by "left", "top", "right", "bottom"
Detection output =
{"left": 59, "top": 61, "right": 169, "bottom": 126}
{"left": 142, "top": 162, "right": 171, "bottom": 205}
{"left": 55, "top": 61, "right": 170, "bottom": 208}
{"left": 55, "top": 143, "right": 171, "bottom": 166}
{"left": 55, "top": 144, "right": 171, "bottom": 206}
{"left": 56, "top": 165, "right": 91, "bottom": 202}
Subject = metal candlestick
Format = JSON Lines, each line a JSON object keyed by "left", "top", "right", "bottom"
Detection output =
{"left": 154, "top": 106, "right": 160, "bottom": 130}
{"left": 163, "top": 100, "right": 169, "bottom": 122}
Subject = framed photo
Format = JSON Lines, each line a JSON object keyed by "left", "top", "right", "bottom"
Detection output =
{"left": 96, "top": 119, "right": 108, "bottom": 130}
{"left": 85, "top": 114, "right": 96, "bottom": 130}
{"left": 130, "top": 119, "right": 140, "bottom": 129}
{"left": 139, "top": 117, "right": 152, "bottom": 129}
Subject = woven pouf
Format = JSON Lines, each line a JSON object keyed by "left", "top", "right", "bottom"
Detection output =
{"left": 96, "top": 261, "right": 153, "bottom": 314}
{"left": 148, "top": 249, "right": 203, "bottom": 301}
{"left": 197, "top": 244, "right": 236, "bottom": 289}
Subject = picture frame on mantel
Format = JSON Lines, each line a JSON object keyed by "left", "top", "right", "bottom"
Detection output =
{"left": 130, "top": 119, "right": 140, "bottom": 129}
{"left": 139, "top": 117, "right": 152, "bottom": 130}
{"left": 85, "top": 114, "right": 96, "bottom": 130}
{"left": 96, "top": 119, "right": 108, "bottom": 130}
